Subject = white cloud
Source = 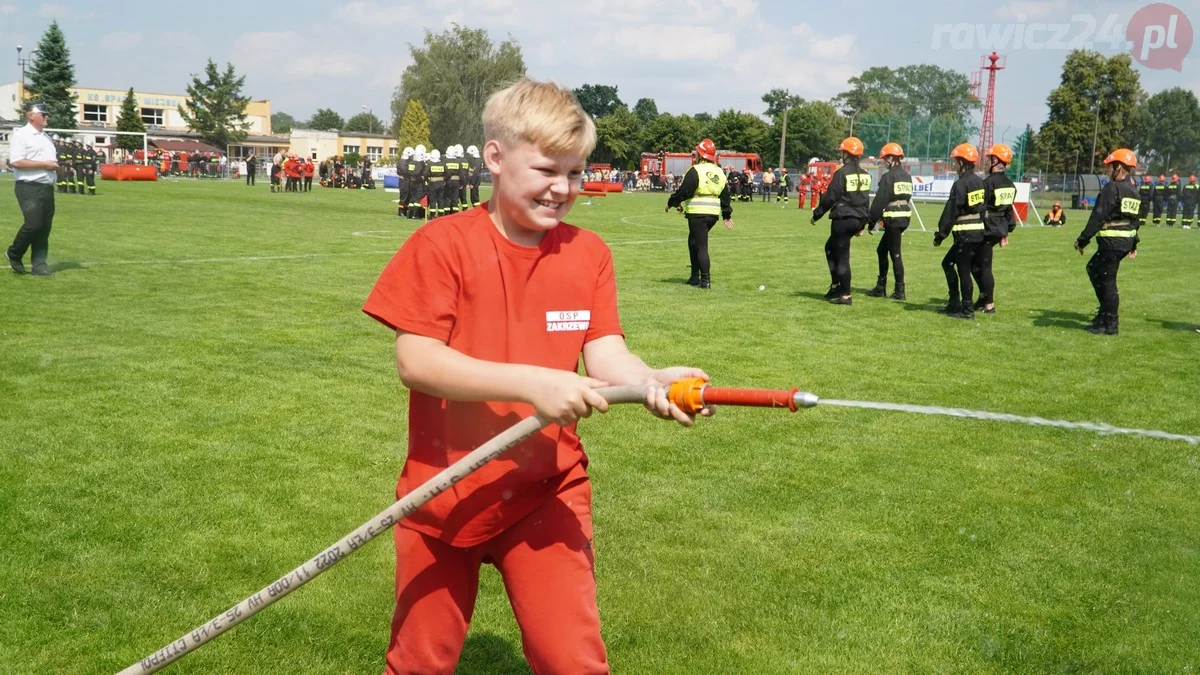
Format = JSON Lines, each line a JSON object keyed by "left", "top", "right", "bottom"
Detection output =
{"left": 990, "top": 0, "right": 1069, "bottom": 20}
{"left": 603, "top": 24, "right": 736, "bottom": 62}
{"left": 808, "top": 35, "right": 856, "bottom": 61}
{"left": 0, "top": 5, "right": 17, "bottom": 15}
{"left": 37, "top": 3, "right": 99, "bottom": 19}
{"left": 102, "top": 32, "right": 143, "bottom": 51}
{"left": 232, "top": 32, "right": 359, "bottom": 79}
{"left": 336, "top": 1, "right": 415, "bottom": 27}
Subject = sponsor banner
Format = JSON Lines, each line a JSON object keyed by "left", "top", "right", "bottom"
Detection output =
{"left": 905, "top": 176, "right": 1031, "bottom": 203}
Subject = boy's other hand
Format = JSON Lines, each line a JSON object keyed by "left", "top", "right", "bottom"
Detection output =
{"left": 644, "top": 367, "right": 715, "bottom": 427}
{"left": 527, "top": 370, "right": 610, "bottom": 426}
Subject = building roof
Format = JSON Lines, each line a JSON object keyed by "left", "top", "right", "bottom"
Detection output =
{"left": 149, "top": 139, "right": 224, "bottom": 154}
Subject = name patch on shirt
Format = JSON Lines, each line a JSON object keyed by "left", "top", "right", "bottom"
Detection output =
{"left": 546, "top": 310, "right": 591, "bottom": 332}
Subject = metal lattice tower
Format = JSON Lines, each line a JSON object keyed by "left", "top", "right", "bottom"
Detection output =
{"left": 978, "top": 52, "right": 1006, "bottom": 152}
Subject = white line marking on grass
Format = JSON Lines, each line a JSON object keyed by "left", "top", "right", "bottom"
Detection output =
{"left": 77, "top": 234, "right": 800, "bottom": 267}
{"left": 79, "top": 251, "right": 400, "bottom": 266}
{"left": 618, "top": 214, "right": 676, "bottom": 231}
{"left": 351, "top": 230, "right": 403, "bottom": 238}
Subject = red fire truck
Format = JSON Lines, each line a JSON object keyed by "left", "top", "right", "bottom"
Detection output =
{"left": 640, "top": 150, "right": 763, "bottom": 186}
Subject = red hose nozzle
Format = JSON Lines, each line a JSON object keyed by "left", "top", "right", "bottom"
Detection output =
{"left": 667, "top": 378, "right": 818, "bottom": 414}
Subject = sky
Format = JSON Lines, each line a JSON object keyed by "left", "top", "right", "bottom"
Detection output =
{"left": 1, "top": 0, "right": 1197, "bottom": 144}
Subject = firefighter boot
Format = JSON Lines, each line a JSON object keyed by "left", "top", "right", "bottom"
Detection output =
{"left": 698, "top": 273, "right": 711, "bottom": 290}
{"left": 865, "top": 278, "right": 887, "bottom": 297}
{"left": 889, "top": 283, "right": 906, "bottom": 301}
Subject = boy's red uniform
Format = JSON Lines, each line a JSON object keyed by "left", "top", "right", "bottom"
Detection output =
{"left": 363, "top": 205, "right": 621, "bottom": 674}
{"left": 302, "top": 161, "right": 314, "bottom": 178}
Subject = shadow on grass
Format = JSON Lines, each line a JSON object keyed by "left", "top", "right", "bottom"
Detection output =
{"left": 456, "top": 632, "right": 530, "bottom": 675}
{"left": 1148, "top": 318, "right": 1200, "bottom": 333}
{"left": 901, "top": 297, "right": 950, "bottom": 313}
{"left": 1031, "top": 309, "right": 1091, "bottom": 330}
{"left": 790, "top": 290, "right": 838, "bottom": 302}
{"left": 50, "top": 261, "right": 86, "bottom": 273}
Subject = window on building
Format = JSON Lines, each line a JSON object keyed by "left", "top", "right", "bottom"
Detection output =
{"left": 343, "top": 145, "right": 360, "bottom": 154}
{"left": 94, "top": 137, "right": 107, "bottom": 146}
{"left": 366, "top": 146, "right": 383, "bottom": 161}
{"left": 83, "top": 104, "right": 108, "bottom": 123}
{"left": 140, "top": 108, "right": 164, "bottom": 126}
{"left": 311, "top": 151, "right": 318, "bottom": 160}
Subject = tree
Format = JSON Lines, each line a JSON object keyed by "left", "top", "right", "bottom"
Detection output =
{"left": 1010, "top": 124, "right": 1034, "bottom": 178}
{"left": 693, "top": 112, "right": 713, "bottom": 124}
{"left": 1134, "top": 88, "right": 1200, "bottom": 172}
{"left": 769, "top": 102, "right": 847, "bottom": 168}
{"left": 397, "top": 99, "right": 431, "bottom": 151}
{"left": 592, "top": 106, "right": 640, "bottom": 168}
{"left": 345, "top": 111, "right": 385, "bottom": 134}
{"left": 761, "top": 88, "right": 803, "bottom": 119}
{"left": 391, "top": 24, "right": 525, "bottom": 149}
{"left": 833, "top": 64, "right": 977, "bottom": 128}
{"left": 271, "top": 111, "right": 296, "bottom": 135}
{"left": 178, "top": 59, "right": 251, "bottom": 149}
{"left": 640, "top": 114, "right": 703, "bottom": 154}
{"left": 115, "top": 87, "right": 145, "bottom": 152}
{"left": 1038, "top": 51, "right": 1145, "bottom": 174}
{"left": 632, "top": 98, "right": 658, "bottom": 124}
{"left": 25, "top": 21, "right": 77, "bottom": 133}
{"left": 703, "top": 109, "right": 770, "bottom": 157}
{"left": 307, "top": 108, "right": 345, "bottom": 131}
{"left": 572, "top": 84, "right": 624, "bottom": 119}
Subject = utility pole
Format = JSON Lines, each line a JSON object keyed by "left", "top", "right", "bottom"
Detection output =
{"left": 1089, "top": 103, "right": 1100, "bottom": 175}
{"left": 777, "top": 90, "right": 790, "bottom": 170}
{"left": 16, "top": 46, "right": 38, "bottom": 104}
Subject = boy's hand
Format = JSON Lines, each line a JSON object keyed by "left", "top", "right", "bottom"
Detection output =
{"left": 644, "top": 367, "right": 715, "bottom": 427}
{"left": 526, "top": 370, "right": 610, "bottom": 426}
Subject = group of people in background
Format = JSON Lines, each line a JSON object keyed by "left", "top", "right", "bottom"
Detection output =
{"left": 53, "top": 139, "right": 100, "bottom": 196}
{"left": 669, "top": 134, "right": 1145, "bottom": 336}
{"left": 154, "top": 150, "right": 227, "bottom": 178}
{"left": 1139, "top": 173, "right": 1199, "bottom": 228}
{"left": 395, "top": 144, "right": 482, "bottom": 219}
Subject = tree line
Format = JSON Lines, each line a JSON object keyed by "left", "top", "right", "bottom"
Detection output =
{"left": 20, "top": 20, "right": 1200, "bottom": 175}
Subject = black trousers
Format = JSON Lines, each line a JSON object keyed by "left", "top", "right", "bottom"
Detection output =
{"left": 469, "top": 181, "right": 480, "bottom": 206}
{"left": 876, "top": 225, "right": 906, "bottom": 285}
{"left": 9, "top": 181, "right": 55, "bottom": 268}
{"left": 1183, "top": 200, "right": 1197, "bottom": 225}
{"left": 428, "top": 182, "right": 444, "bottom": 216}
{"left": 686, "top": 214, "right": 718, "bottom": 279}
{"left": 1152, "top": 199, "right": 1163, "bottom": 223}
{"left": 1166, "top": 198, "right": 1178, "bottom": 224}
{"left": 304, "top": 176, "right": 312, "bottom": 191}
{"left": 971, "top": 236, "right": 1001, "bottom": 304}
{"left": 824, "top": 218, "right": 861, "bottom": 295}
{"left": 942, "top": 239, "right": 980, "bottom": 308}
{"left": 1087, "top": 248, "right": 1125, "bottom": 319}
{"left": 246, "top": 171, "right": 256, "bottom": 186}
{"left": 85, "top": 169, "right": 96, "bottom": 194}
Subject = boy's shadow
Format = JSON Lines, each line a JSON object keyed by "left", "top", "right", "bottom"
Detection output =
{"left": 457, "top": 633, "right": 531, "bottom": 674}
{"left": 50, "top": 261, "right": 85, "bottom": 273}
{"left": 900, "top": 297, "right": 948, "bottom": 313}
{"left": 1031, "top": 309, "right": 1092, "bottom": 329}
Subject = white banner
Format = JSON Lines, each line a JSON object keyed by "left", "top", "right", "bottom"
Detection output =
{"left": 907, "top": 176, "right": 1031, "bottom": 204}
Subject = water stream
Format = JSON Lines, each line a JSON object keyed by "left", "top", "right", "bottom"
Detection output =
{"left": 817, "top": 399, "right": 1199, "bottom": 445}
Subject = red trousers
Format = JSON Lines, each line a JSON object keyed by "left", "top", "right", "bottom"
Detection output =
{"left": 385, "top": 477, "right": 608, "bottom": 674}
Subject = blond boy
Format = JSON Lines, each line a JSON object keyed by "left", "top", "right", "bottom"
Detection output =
{"left": 363, "top": 78, "right": 712, "bottom": 673}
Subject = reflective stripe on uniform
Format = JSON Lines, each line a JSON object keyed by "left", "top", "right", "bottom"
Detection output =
{"left": 952, "top": 222, "right": 985, "bottom": 232}
{"left": 684, "top": 162, "right": 727, "bottom": 216}
{"left": 1097, "top": 230, "right": 1136, "bottom": 237}
{"left": 883, "top": 211, "right": 911, "bottom": 218}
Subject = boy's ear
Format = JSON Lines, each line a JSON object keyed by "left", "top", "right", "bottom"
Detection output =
{"left": 482, "top": 140, "right": 503, "bottom": 176}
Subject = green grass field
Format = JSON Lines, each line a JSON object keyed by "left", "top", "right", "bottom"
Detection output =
{"left": 2, "top": 176, "right": 1198, "bottom": 674}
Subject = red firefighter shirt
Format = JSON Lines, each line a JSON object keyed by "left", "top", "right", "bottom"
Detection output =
{"left": 363, "top": 205, "right": 624, "bottom": 546}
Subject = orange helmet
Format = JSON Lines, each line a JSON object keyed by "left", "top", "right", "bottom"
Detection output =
{"left": 987, "top": 144, "right": 1013, "bottom": 164}
{"left": 694, "top": 138, "right": 717, "bottom": 161}
{"left": 838, "top": 137, "right": 864, "bottom": 157}
{"left": 950, "top": 143, "right": 979, "bottom": 164}
{"left": 880, "top": 142, "right": 904, "bottom": 159}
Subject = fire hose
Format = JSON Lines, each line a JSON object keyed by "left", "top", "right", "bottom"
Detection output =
{"left": 120, "top": 378, "right": 817, "bottom": 674}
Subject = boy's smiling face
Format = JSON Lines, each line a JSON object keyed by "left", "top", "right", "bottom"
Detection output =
{"left": 485, "top": 139, "right": 585, "bottom": 240}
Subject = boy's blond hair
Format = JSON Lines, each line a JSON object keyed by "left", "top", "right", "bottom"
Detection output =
{"left": 483, "top": 78, "right": 596, "bottom": 158}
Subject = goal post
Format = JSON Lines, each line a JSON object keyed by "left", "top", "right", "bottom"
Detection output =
{"left": 42, "top": 128, "right": 149, "bottom": 165}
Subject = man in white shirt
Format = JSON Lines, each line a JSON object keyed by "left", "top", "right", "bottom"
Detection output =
{"left": 7, "top": 101, "right": 59, "bottom": 276}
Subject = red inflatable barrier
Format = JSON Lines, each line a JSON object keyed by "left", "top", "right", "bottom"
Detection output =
{"left": 100, "top": 164, "right": 158, "bottom": 181}
{"left": 582, "top": 181, "right": 623, "bottom": 193}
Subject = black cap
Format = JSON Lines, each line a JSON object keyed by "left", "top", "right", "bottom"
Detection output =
{"left": 24, "top": 101, "right": 49, "bottom": 115}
